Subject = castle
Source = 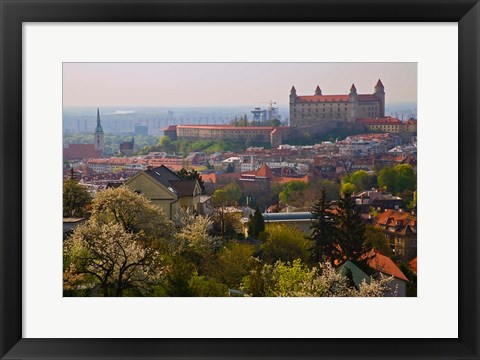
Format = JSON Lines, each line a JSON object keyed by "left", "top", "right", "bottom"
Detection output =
{"left": 289, "top": 80, "right": 385, "bottom": 126}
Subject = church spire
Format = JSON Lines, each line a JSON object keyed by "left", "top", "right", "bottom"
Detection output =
{"left": 315, "top": 85, "right": 322, "bottom": 95}
{"left": 95, "top": 108, "right": 104, "bottom": 134}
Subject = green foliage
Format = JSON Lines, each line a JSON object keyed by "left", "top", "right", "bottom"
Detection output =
{"left": 336, "top": 190, "right": 369, "bottom": 261}
{"left": 341, "top": 182, "right": 357, "bottom": 195}
{"left": 278, "top": 181, "right": 309, "bottom": 205}
{"left": 188, "top": 273, "right": 229, "bottom": 296}
{"left": 342, "top": 170, "right": 376, "bottom": 193}
{"left": 378, "top": 164, "right": 416, "bottom": 194}
{"left": 399, "top": 262, "right": 417, "bottom": 297}
{"left": 212, "top": 242, "right": 255, "bottom": 289}
{"left": 241, "top": 259, "right": 393, "bottom": 297}
{"left": 261, "top": 224, "right": 311, "bottom": 264}
{"left": 225, "top": 181, "right": 242, "bottom": 204}
{"left": 310, "top": 188, "right": 338, "bottom": 262}
{"left": 364, "top": 224, "right": 390, "bottom": 255}
{"left": 63, "top": 178, "right": 92, "bottom": 217}
{"left": 247, "top": 207, "right": 265, "bottom": 238}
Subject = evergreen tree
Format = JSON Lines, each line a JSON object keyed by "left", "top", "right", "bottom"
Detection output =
{"left": 310, "top": 188, "right": 338, "bottom": 262}
{"left": 336, "top": 190, "right": 369, "bottom": 261}
{"left": 248, "top": 207, "right": 265, "bottom": 238}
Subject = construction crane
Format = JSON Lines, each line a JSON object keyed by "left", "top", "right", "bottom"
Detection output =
{"left": 251, "top": 100, "right": 281, "bottom": 123}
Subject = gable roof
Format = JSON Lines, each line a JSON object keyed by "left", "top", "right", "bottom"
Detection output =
{"left": 338, "top": 260, "right": 371, "bottom": 286}
{"left": 255, "top": 163, "right": 274, "bottom": 178}
{"left": 364, "top": 250, "right": 409, "bottom": 282}
{"left": 374, "top": 210, "right": 417, "bottom": 235}
{"left": 144, "top": 165, "right": 199, "bottom": 197}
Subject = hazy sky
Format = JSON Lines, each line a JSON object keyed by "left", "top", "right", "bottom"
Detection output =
{"left": 63, "top": 63, "right": 417, "bottom": 107}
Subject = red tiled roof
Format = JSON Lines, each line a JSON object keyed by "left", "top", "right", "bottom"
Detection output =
{"left": 275, "top": 174, "right": 310, "bottom": 184}
{"left": 409, "top": 257, "right": 417, "bottom": 274}
{"left": 296, "top": 95, "right": 349, "bottom": 103}
{"left": 356, "top": 117, "right": 403, "bottom": 125}
{"left": 201, "top": 173, "right": 217, "bottom": 183}
{"left": 177, "top": 125, "right": 274, "bottom": 131}
{"left": 255, "top": 163, "right": 274, "bottom": 178}
{"left": 375, "top": 210, "right": 416, "bottom": 229}
{"left": 364, "top": 250, "right": 409, "bottom": 281}
{"left": 64, "top": 144, "right": 102, "bottom": 160}
{"left": 163, "top": 125, "right": 178, "bottom": 131}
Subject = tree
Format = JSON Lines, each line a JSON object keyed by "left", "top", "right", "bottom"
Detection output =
{"left": 223, "top": 181, "right": 241, "bottom": 205}
{"left": 212, "top": 189, "right": 229, "bottom": 237}
{"left": 377, "top": 166, "right": 397, "bottom": 192}
{"left": 364, "top": 224, "right": 390, "bottom": 255}
{"left": 336, "top": 190, "right": 369, "bottom": 261}
{"left": 63, "top": 178, "right": 91, "bottom": 217}
{"left": 89, "top": 186, "right": 174, "bottom": 247}
{"left": 241, "top": 259, "right": 393, "bottom": 297}
{"left": 159, "top": 135, "right": 175, "bottom": 153}
{"left": 248, "top": 207, "right": 265, "bottom": 238}
{"left": 310, "top": 188, "right": 338, "bottom": 262}
{"left": 340, "top": 182, "right": 356, "bottom": 195}
{"left": 212, "top": 242, "right": 255, "bottom": 289}
{"left": 378, "top": 165, "right": 416, "bottom": 194}
{"left": 174, "top": 212, "right": 221, "bottom": 269}
{"left": 342, "top": 170, "right": 376, "bottom": 193}
{"left": 394, "top": 164, "right": 416, "bottom": 193}
{"left": 261, "top": 224, "right": 311, "bottom": 264}
{"left": 64, "top": 222, "right": 164, "bottom": 296}
{"left": 278, "top": 181, "right": 309, "bottom": 205}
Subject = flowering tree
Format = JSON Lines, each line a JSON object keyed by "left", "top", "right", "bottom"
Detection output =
{"left": 241, "top": 259, "right": 393, "bottom": 297}
{"left": 64, "top": 222, "right": 164, "bottom": 296}
{"left": 90, "top": 186, "right": 174, "bottom": 249}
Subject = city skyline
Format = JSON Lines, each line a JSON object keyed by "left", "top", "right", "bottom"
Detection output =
{"left": 63, "top": 63, "right": 417, "bottom": 107}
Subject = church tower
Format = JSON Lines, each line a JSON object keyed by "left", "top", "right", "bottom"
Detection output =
{"left": 94, "top": 108, "right": 104, "bottom": 155}
{"left": 374, "top": 79, "right": 385, "bottom": 117}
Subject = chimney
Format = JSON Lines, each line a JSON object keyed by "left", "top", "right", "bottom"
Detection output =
{"left": 146, "top": 165, "right": 153, "bottom": 171}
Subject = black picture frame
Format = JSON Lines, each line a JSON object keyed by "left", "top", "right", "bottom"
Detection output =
{"left": 1, "top": 1, "right": 479, "bottom": 359}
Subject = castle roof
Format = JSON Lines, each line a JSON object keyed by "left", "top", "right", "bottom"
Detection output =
{"left": 296, "top": 95, "right": 349, "bottom": 103}
{"left": 375, "top": 79, "right": 384, "bottom": 88}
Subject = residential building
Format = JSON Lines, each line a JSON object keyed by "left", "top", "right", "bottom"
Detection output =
{"left": 363, "top": 249, "right": 409, "bottom": 297}
{"left": 352, "top": 189, "right": 405, "bottom": 214}
{"left": 373, "top": 210, "right": 417, "bottom": 260}
{"left": 125, "top": 165, "right": 202, "bottom": 220}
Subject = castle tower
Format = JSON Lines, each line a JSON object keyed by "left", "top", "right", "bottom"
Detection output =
{"left": 94, "top": 108, "right": 104, "bottom": 155}
{"left": 349, "top": 84, "right": 358, "bottom": 121}
{"left": 289, "top": 86, "right": 297, "bottom": 126}
{"left": 315, "top": 85, "right": 322, "bottom": 95}
{"left": 374, "top": 79, "right": 385, "bottom": 117}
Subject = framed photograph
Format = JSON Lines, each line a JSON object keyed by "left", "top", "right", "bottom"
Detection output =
{"left": 1, "top": 0, "right": 479, "bottom": 359}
